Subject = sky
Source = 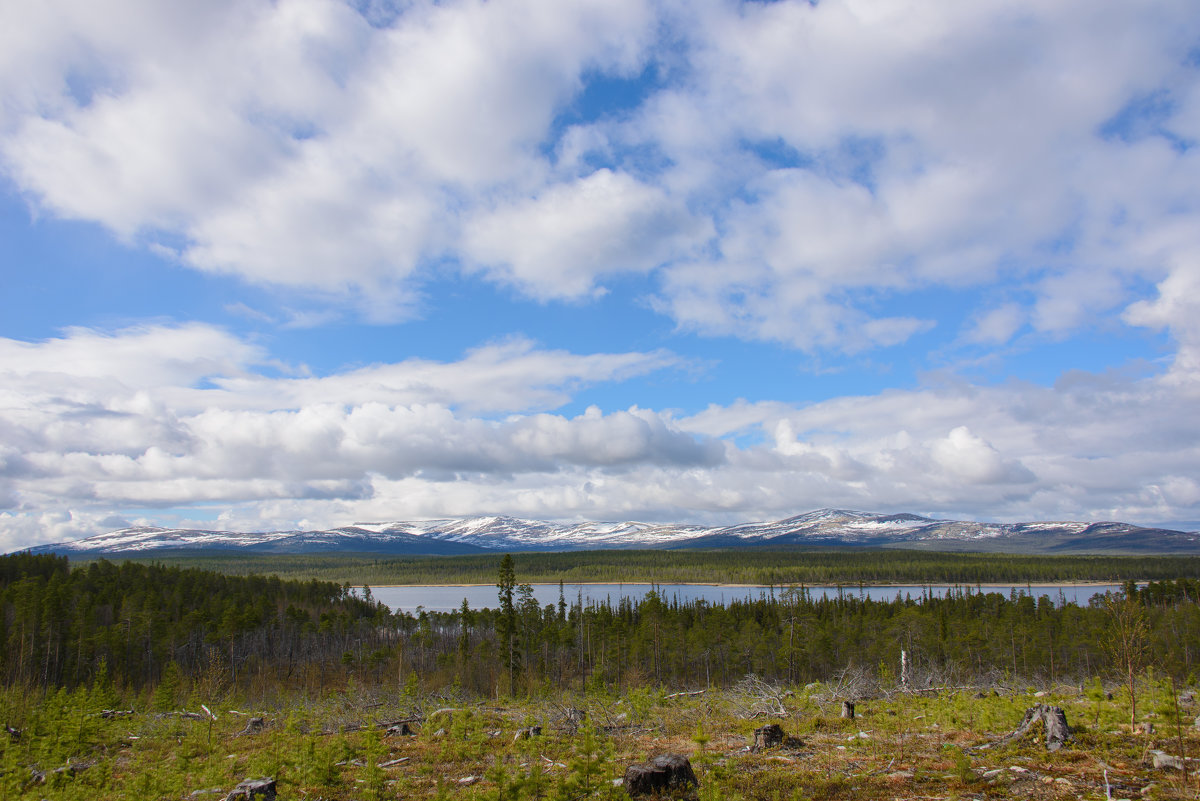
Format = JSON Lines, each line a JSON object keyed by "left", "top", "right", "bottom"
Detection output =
{"left": 2, "top": 0, "right": 1200, "bottom": 552}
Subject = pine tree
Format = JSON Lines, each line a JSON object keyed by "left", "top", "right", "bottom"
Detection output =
{"left": 497, "top": 555, "right": 519, "bottom": 692}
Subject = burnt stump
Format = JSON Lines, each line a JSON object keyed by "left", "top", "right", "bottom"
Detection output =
{"left": 624, "top": 754, "right": 698, "bottom": 797}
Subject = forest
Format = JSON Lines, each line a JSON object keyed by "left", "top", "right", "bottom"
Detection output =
{"left": 1, "top": 550, "right": 1198, "bottom": 799}
{"left": 3, "top": 550, "right": 1199, "bottom": 697}
{"left": 84, "top": 547, "right": 1200, "bottom": 587}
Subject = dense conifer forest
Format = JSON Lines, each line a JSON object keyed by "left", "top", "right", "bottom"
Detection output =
{"left": 83, "top": 548, "right": 1200, "bottom": 587}
{"left": 0, "top": 553, "right": 388, "bottom": 692}
{"left": 4, "top": 551, "right": 1199, "bottom": 695}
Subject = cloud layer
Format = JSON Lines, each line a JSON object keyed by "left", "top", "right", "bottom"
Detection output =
{"left": 3, "top": 324, "right": 1199, "bottom": 550}
{"left": 4, "top": 1, "right": 1200, "bottom": 548}
{"left": 5, "top": 0, "right": 1199, "bottom": 344}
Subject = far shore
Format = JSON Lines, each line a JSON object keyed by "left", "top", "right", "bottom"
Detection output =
{"left": 360, "top": 580, "right": 1131, "bottom": 588}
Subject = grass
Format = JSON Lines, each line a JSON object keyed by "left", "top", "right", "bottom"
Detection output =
{"left": 1, "top": 677, "right": 1196, "bottom": 800}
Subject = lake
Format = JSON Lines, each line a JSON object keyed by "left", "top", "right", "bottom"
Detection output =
{"left": 364, "top": 582, "right": 1123, "bottom": 613}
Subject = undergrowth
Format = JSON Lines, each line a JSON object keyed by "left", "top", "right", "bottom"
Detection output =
{"left": 0, "top": 677, "right": 1196, "bottom": 800}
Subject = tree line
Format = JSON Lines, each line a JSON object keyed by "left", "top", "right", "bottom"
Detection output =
{"left": 0, "top": 554, "right": 392, "bottom": 692}
{"left": 90, "top": 548, "right": 1200, "bottom": 587}
{"left": 426, "top": 576, "right": 1200, "bottom": 696}
{"left": 2, "top": 552, "right": 1197, "bottom": 699}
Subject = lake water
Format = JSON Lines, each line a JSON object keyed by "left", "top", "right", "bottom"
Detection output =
{"left": 365, "top": 582, "right": 1123, "bottom": 613}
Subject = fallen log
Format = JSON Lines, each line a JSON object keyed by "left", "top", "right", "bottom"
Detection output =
{"left": 99, "top": 709, "right": 136, "bottom": 719}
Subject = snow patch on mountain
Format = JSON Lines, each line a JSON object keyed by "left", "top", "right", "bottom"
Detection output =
{"left": 18, "top": 508, "right": 1197, "bottom": 555}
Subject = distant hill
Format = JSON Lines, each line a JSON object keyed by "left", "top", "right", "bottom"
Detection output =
{"left": 21, "top": 508, "right": 1200, "bottom": 556}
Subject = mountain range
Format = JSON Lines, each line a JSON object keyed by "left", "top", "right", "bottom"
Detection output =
{"left": 22, "top": 509, "right": 1200, "bottom": 556}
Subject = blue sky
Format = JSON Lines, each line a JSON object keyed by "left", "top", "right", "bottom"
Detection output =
{"left": 3, "top": 0, "right": 1200, "bottom": 550}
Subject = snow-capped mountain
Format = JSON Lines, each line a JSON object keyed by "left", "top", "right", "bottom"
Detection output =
{"left": 22, "top": 509, "right": 1200, "bottom": 555}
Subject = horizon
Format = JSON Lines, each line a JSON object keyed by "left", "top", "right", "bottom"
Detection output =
{"left": 4, "top": 0, "right": 1200, "bottom": 552}
{"left": 22, "top": 507, "right": 1199, "bottom": 554}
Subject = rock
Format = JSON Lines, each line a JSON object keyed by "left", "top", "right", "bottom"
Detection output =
{"left": 225, "top": 777, "right": 276, "bottom": 801}
{"left": 1149, "top": 750, "right": 1185, "bottom": 771}
{"left": 1034, "top": 691, "right": 1047, "bottom": 698}
{"left": 385, "top": 721, "right": 416, "bottom": 736}
{"left": 624, "top": 754, "right": 699, "bottom": 797}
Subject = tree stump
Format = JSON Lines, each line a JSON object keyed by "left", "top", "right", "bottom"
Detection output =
{"left": 224, "top": 777, "right": 276, "bottom": 801}
{"left": 753, "top": 723, "right": 785, "bottom": 750}
{"left": 974, "top": 704, "right": 1073, "bottom": 752}
{"left": 237, "top": 717, "right": 265, "bottom": 736}
{"left": 841, "top": 701, "right": 855, "bottom": 720}
{"left": 624, "top": 754, "right": 698, "bottom": 796}
{"left": 513, "top": 725, "right": 542, "bottom": 743}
